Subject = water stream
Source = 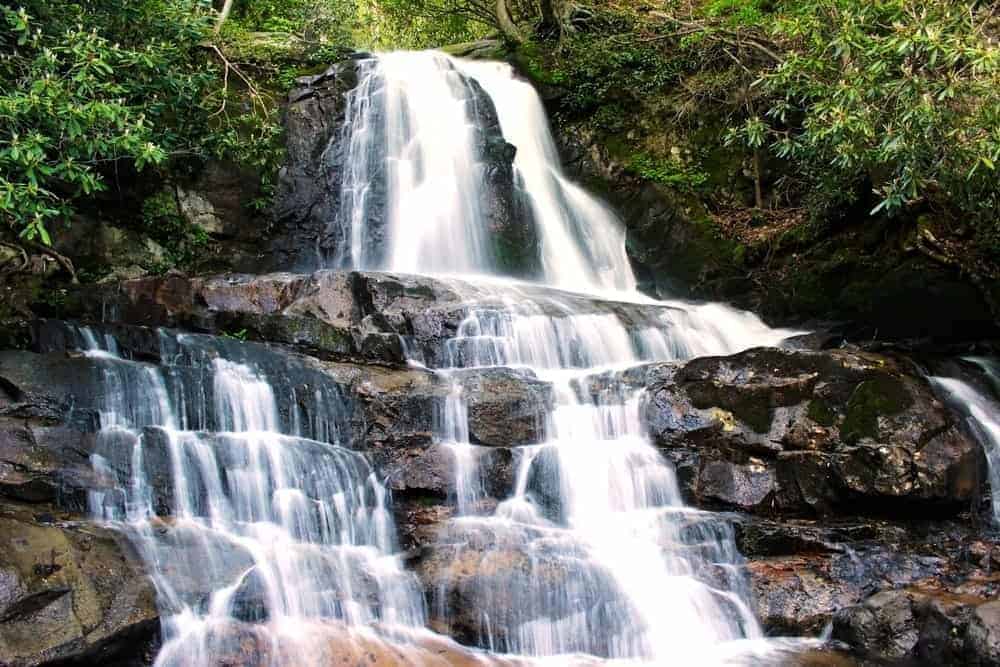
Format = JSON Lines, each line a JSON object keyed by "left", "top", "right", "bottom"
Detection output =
{"left": 931, "top": 357, "right": 1000, "bottom": 525}
{"left": 66, "top": 50, "right": 836, "bottom": 664}
{"left": 64, "top": 328, "right": 428, "bottom": 666}
{"left": 324, "top": 50, "right": 806, "bottom": 663}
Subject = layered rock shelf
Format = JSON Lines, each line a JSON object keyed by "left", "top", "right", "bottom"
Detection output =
{"left": 2, "top": 268, "right": 997, "bottom": 664}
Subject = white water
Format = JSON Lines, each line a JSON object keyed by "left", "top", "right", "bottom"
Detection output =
{"left": 931, "top": 357, "right": 1000, "bottom": 525}
{"left": 327, "top": 50, "right": 811, "bottom": 664}
{"left": 70, "top": 47, "right": 822, "bottom": 665}
{"left": 459, "top": 60, "right": 636, "bottom": 292}
{"left": 332, "top": 52, "right": 500, "bottom": 273}
{"left": 75, "top": 330, "right": 427, "bottom": 666}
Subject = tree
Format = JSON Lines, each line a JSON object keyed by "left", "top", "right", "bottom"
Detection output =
{"left": 0, "top": 1, "right": 218, "bottom": 246}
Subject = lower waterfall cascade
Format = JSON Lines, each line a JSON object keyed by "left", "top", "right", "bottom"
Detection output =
{"left": 63, "top": 327, "right": 433, "bottom": 666}
{"left": 40, "top": 48, "right": 1000, "bottom": 667}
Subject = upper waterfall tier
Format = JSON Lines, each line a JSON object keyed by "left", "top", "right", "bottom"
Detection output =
{"left": 277, "top": 51, "right": 636, "bottom": 292}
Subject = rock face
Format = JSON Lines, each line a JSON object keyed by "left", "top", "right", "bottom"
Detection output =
{"left": 270, "top": 61, "right": 360, "bottom": 272}
{"left": 60, "top": 270, "right": 679, "bottom": 367}
{"left": 3, "top": 319, "right": 554, "bottom": 553}
{"left": 271, "top": 56, "right": 538, "bottom": 275}
{"left": 0, "top": 505, "right": 159, "bottom": 666}
{"left": 639, "top": 347, "right": 982, "bottom": 517}
{"left": 3, "top": 264, "right": 996, "bottom": 665}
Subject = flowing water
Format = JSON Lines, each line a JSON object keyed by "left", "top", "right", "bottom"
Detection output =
{"left": 69, "top": 50, "right": 829, "bottom": 665}
{"left": 931, "top": 357, "right": 1000, "bottom": 525}
{"left": 323, "top": 50, "right": 809, "bottom": 663}
{"left": 57, "top": 328, "right": 428, "bottom": 666}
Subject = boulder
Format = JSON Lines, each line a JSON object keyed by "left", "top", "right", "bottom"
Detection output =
{"left": 640, "top": 347, "right": 982, "bottom": 517}
{"left": 451, "top": 368, "right": 552, "bottom": 448}
{"left": 175, "top": 161, "right": 261, "bottom": 240}
{"left": 414, "top": 519, "right": 628, "bottom": 656}
{"left": 832, "top": 580, "right": 1000, "bottom": 665}
{"left": 0, "top": 505, "right": 159, "bottom": 666}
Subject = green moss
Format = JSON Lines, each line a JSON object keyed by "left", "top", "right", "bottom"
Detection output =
{"left": 842, "top": 376, "right": 911, "bottom": 443}
{"left": 731, "top": 244, "right": 747, "bottom": 267}
{"left": 807, "top": 399, "right": 836, "bottom": 427}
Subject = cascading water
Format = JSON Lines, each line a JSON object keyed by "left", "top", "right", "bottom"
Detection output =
{"left": 63, "top": 47, "right": 824, "bottom": 666}
{"left": 63, "top": 326, "right": 428, "bottom": 666}
{"left": 458, "top": 60, "right": 636, "bottom": 293}
{"left": 326, "top": 50, "right": 810, "bottom": 663}
{"left": 330, "top": 52, "right": 512, "bottom": 274}
{"left": 931, "top": 357, "right": 1000, "bottom": 525}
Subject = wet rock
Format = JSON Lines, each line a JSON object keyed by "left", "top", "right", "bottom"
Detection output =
{"left": 171, "top": 618, "right": 534, "bottom": 666}
{"left": 4, "top": 332, "right": 541, "bottom": 534}
{"left": 454, "top": 368, "right": 552, "bottom": 447}
{"left": 0, "top": 505, "right": 159, "bottom": 666}
{"left": 642, "top": 347, "right": 982, "bottom": 517}
{"left": 737, "top": 516, "right": 991, "bottom": 638}
{"left": 835, "top": 589, "right": 920, "bottom": 659}
{"left": 748, "top": 556, "right": 861, "bottom": 636}
{"left": 269, "top": 61, "right": 359, "bottom": 272}
{"left": 830, "top": 580, "right": 1000, "bottom": 665}
{"left": 967, "top": 600, "right": 1000, "bottom": 666}
{"left": 61, "top": 270, "right": 683, "bottom": 367}
{"left": 414, "top": 520, "right": 628, "bottom": 656}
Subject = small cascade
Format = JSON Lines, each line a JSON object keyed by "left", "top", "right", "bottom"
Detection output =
{"left": 931, "top": 357, "right": 1000, "bottom": 524}
{"left": 458, "top": 60, "right": 636, "bottom": 292}
{"left": 420, "top": 294, "right": 787, "bottom": 661}
{"left": 65, "top": 325, "right": 426, "bottom": 666}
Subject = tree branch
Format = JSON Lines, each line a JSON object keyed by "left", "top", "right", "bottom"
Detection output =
{"left": 215, "top": 0, "right": 235, "bottom": 34}
{"left": 24, "top": 240, "right": 79, "bottom": 284}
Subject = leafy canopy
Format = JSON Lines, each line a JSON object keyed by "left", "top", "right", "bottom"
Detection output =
{"left": 759, "top": 0, "right": 1000, "bottom": 226}
{"left": 0, "top": 0, "right": 221, "bottom": 244}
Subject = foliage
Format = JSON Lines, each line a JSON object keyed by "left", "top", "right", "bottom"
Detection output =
{"left": 0, "top": 1, "right": 217, "bottom": 245}
{"left": 761, "top": 0, "right": 1000, "bottom": 239}
{"left": 230, "top": 0, "right": 357, "bottom": 43}
{"left": 354, "top": 0, "right": 493, "bottom": 49}
{"left": 627, "top": 154, "right": 709, "bottom": 193}
{"left": 140, "top": 189, "right": 209, "bottom": 270}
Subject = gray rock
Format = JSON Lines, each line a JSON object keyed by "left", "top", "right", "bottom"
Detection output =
{"left": 640, "top": 347, "right": 982, "bottom": 517}
{"left": 0, "top": 506, "right": 159, "bottom": 666}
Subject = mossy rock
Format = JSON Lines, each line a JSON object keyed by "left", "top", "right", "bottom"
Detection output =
{"left": 841, "top": 376, "right": 912, "bottom": 444}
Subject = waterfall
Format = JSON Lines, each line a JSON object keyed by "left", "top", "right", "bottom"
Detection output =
{"left": 325, "top": 51, "right": 810, "bottom": 663}
{"left": 331, "top": 52, "right": 508, "bottom": 274}
{"left": 69, "top": 326, "right": 427, "bottom": 666}
{"left": 329, "top": 51, "right": 636, "bottom": 291}
{"left": 458, "top": 60, "right": 637, "bottom": 292}
{"left": 64, "top": 47, "right": 829, "bottom": 665}
{"left": 931, "top": 357, "right": 1000, "bottom": 525}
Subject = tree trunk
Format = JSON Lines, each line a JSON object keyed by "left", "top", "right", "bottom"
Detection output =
{"left": 539, "top": 0, "right": 561, "bottom": 36}
{"left": 215, "top": 0, "right": 235, "bottom": 34}
{"left": 495, "top": 0, "right": 522, "bottom": 44}
{"left": 752, "top": 148, "right": 764, "bottom": 209}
